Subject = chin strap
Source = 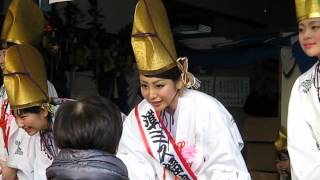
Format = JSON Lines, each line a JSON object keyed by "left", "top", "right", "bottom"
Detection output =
{"left": 176, "top": 57, "right": 201, "bottom": 89}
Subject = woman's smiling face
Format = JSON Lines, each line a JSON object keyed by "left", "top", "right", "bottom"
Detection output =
{"left": 299, "top": 17, "right": 320, "bottom": 57}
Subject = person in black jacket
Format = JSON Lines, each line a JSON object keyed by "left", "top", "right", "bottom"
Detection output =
{"left": 46, "top": 95, "right": 129, "bottom": 180}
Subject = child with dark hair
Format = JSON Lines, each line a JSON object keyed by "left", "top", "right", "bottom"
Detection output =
{"left": 46, "top": 96, "right": 129, "bottom": 180}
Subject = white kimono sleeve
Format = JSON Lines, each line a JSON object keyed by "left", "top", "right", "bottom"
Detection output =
{"left": 117, "top": 112, "right": 157, "bottom": 180}
{"left": 198, "top": 103, "right": 251, "bottom": 180}
{"left": 287, "top": 80, "right": 320, "bottom": 180}
{"left": 33, "top": 133, "right": 54, "bottom": 180}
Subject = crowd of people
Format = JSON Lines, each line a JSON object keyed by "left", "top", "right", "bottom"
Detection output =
{"left": 0, "top": 0, "right": 318, "bottom": 179}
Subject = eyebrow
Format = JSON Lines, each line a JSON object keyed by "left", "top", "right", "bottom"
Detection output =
{"left": 140, "top": 80, "right": 165, "bottom": 84}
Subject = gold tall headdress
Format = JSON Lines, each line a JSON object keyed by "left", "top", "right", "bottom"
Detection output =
{"left": 131, "top": 0, "right": 177, "bottom": 74}
{"left": 3, "top": 44, "right": 48, "bottom": 109}
{"left": 132, "top": 0, "right": 200, "bottom": 88}
{"left": 295, "top": 0, "right": 320, "bottom": 22}
{"left": 1, "top": 0, "right": 45, "bottom": 46}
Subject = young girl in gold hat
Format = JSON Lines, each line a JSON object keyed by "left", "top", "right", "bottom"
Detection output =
{"left": 1, "top": 44, "right": 59, "bottom": 180}
{"left": 287, "top": 0, "right": 320, "bottom": 179}
{"left": 0, "top": 0, "right": 58, "bottom": 179}
{"left": 116, "top": 0, "right": 250, "bottom": 179}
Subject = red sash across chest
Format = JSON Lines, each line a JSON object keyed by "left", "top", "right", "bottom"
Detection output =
{"left": 134, "top": 106, "right": 197, "bottom": 180}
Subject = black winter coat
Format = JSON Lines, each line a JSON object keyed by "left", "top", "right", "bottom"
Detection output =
{"left": 46, "top": 149, "right": 129, "bottom": 180}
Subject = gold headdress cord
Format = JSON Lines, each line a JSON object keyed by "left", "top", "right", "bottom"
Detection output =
{"left": 176, "top": 57, "right": 201, "bottom": 89}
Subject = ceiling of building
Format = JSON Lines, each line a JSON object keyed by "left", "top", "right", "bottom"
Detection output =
{"left": 163, "top": 0, "right": 297, "bottom": 36}
{"left": 159, "top": 0, "right": 297, "bottom": 52}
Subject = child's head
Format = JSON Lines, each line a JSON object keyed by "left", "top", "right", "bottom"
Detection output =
{"left": 13, "top": 105, "right": 50, "bottom": 136}
{"left": 53, "top": 96, "right": 123, "bottom": 154}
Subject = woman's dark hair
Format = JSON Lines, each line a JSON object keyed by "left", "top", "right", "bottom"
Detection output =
{"left": 144, "top": 66, "right": 181, "bottom": 82}
{"left": 53, "top": 95, "right": 123, "bottom": 154}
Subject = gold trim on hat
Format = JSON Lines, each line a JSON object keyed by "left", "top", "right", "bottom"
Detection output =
{"left": 12, "top": 102, "right": 47, "bottom": 110}
{"left": 139, "top": 62, "right": 177, "bottom": 75}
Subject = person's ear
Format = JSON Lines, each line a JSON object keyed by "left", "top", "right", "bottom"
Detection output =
{"left": 176, "top": 78, "right": 184, "bottom": 90}
{"left": 40, "top": 107, "right": 49, "bottom": 118}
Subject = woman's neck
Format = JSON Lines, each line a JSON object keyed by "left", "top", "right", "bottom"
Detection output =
{"left": 168, "top": 91, "right": 180, "bottom": 112}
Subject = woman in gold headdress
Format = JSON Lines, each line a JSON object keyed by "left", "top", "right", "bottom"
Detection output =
{"left": 287, "top": 0, "right": 320, "bottom": 179}
{"left": 116, "top": 0, "right": 250, "bottom": 179}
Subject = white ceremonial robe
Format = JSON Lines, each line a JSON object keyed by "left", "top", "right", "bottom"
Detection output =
{"left": 288, "top": 62, "right": 320, "bottom": 180}
{"left": 0, "top": 81, "right": 58, "bottom": 180}
{"left": 33, "top": 131, "right": 56, "bottom": 180}
{"left": 117, "top": 89, "right": 250, "bottom": 180}
{"left": 34, "top": 96, "right": 77, "bottom": 180}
